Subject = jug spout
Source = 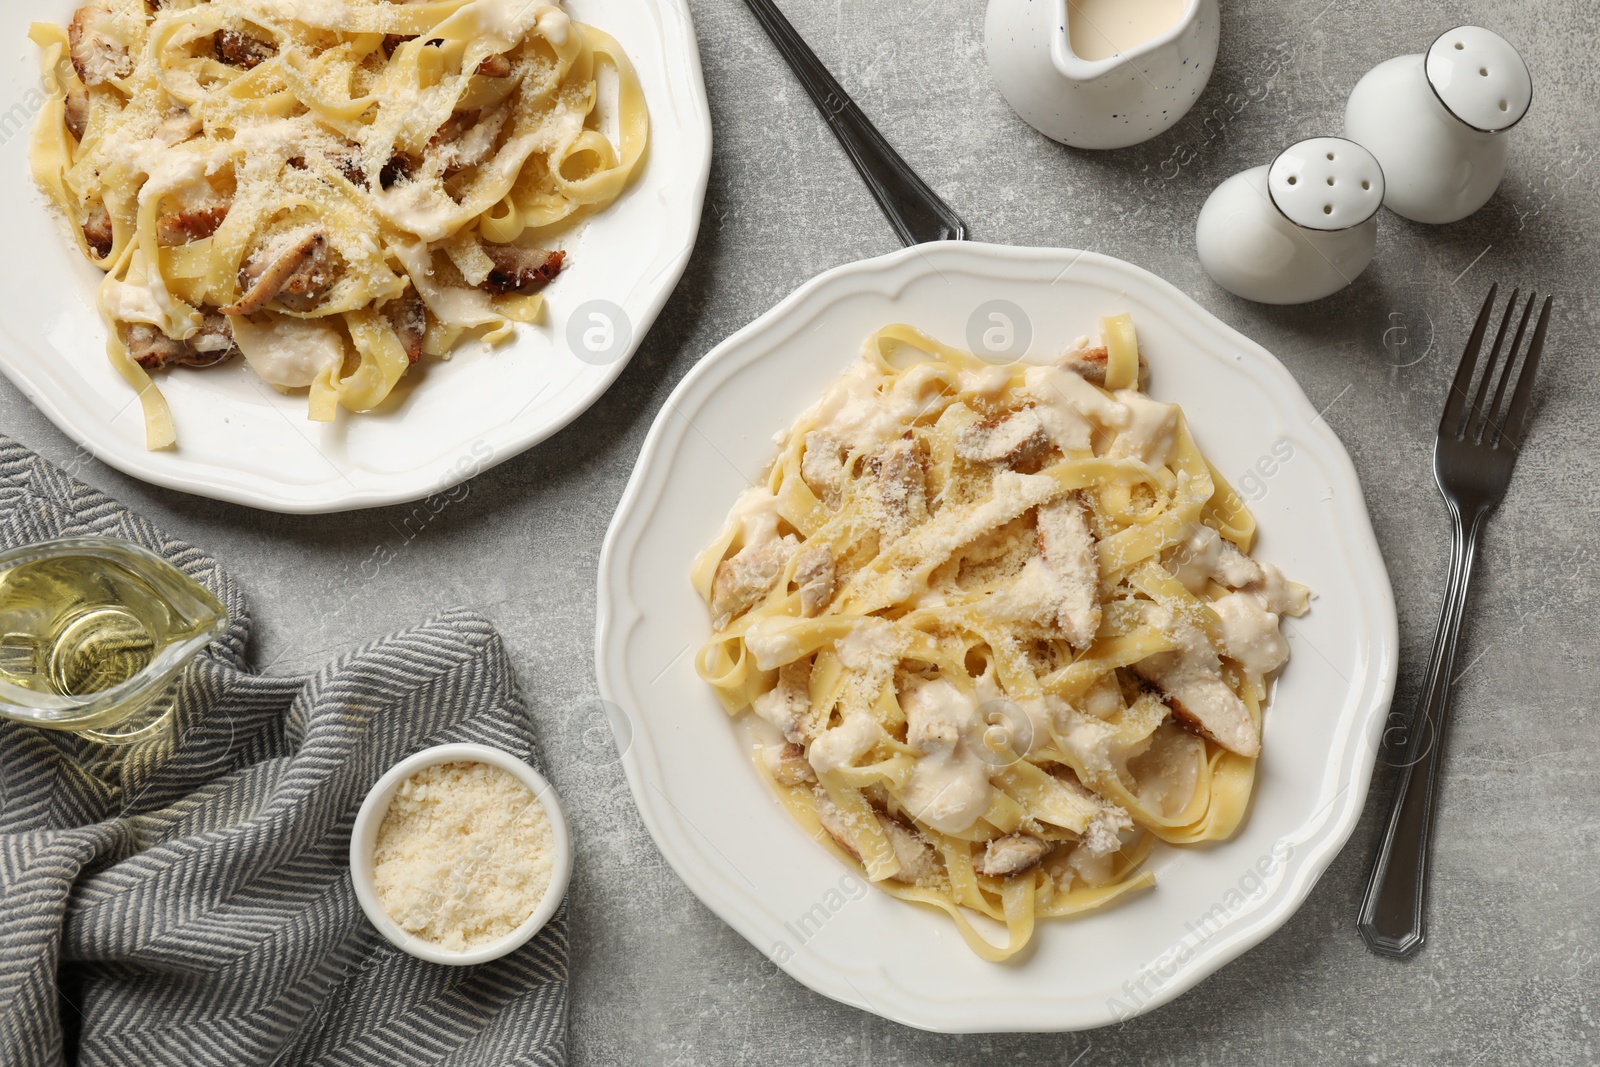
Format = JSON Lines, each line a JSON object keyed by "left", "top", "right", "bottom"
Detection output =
{"left": 1052, "top": 0, "right": 1196, "bottom": 74}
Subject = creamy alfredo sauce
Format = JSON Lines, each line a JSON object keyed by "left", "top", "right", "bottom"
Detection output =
{"left": 1067, "top": 0, "right": 1187, "bottom": 61}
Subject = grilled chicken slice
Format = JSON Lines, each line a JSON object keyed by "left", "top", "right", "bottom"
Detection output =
{"left": 120, "top": 314, "right": 239, "bottom": 371}
{"left": 753, "top": 661, "right": 814, "bottom": 744}
{"left": 121, "top": 324, "right": 186, "bottom": 370}
{"left": 879, "top": 817, "right": 939, "bottom": 885}
{"left": 479, "top": 244, "right": 565, "bottom": 295}
{"left": 761, "top": 742, "right": 816, "bottom": 787}
{"left": 273, "top": 237, "right": 340, "bottom": 312}
{"left": 870, "top": 437, "right": 927, "bottom": 540}
{"left": 800, "top": 431, "right": 850, "bottom": 509}
{"left": 214, "top": 29, "right": 276, "bottom": 69}
{"left": 429, "top": 110, "right": 507, "bottom": 177}
{"left": 224, "top": 231, "right": 336, "bottom": 315}
{"left": 1060, "top": 344, "right": 1149, "bottom": 389}
{"left": 813, "top": 786, "right": 938, "bottom": 885}
{"left": 385, "top": 292, "right": 427, "bottom": 364}
{"left": 794, "top": 543, "right": 835, "bottom": 618}
{"left": 813, "top": 786, "right": 862, "bottom": 856}
{"left": 1082, "top": 802, "right": 1135, "bottom": 855}
{"left": 69, "top": 5, "right": 132, "bottom": 86}
{"left": 1035, "top": 496, "right": 1101, "bottom": 649}
{"left": 975, "top": 833, "right": 1052, "bottom": 878}
{"left": 188, "top": 314, "right": 240, "bottom": 363}
{"left": 955, "top": 409, "right": 1050, "bottom": 467}
{"left": 330, "top": 152, "right": 367, "bottom": 185}
{"left": 1133, "top": 610, "right": 1259, "bottom": 757}
{"left": 156, "top": 204, "right": 229, "bottom": 247}
{"left": 710, "top": 533, "right": 796, "bottom": 629}
{"left": 82, "top": 204, "right": 113, "bottom": 259}
{"left": 64, "top": 86, "right": 90, "bottom": 141}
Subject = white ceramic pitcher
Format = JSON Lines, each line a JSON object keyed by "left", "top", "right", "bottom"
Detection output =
{"left": 984, "top": 0, "right": 1220, "bottom": 150}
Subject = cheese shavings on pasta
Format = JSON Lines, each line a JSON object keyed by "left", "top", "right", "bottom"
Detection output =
{"left": 29, "top": 0, "right": 648, "bottom": 449}
{"left": 693, "top": 319, "right": 1311, "bottom": 961}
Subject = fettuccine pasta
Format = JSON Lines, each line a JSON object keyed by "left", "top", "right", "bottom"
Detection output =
{"left": 693, "top": 318, "right": 1310, "bottom": 961}
{"left": 30, "top": 0, "right": 648, "bottom": 448}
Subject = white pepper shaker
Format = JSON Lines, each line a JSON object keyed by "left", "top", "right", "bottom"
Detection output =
{"left": 1195, "top": 137, "right": 1385, "bottom": 305}
{"left": 1343, "top": 27, "right": 1532, "bottom": 224}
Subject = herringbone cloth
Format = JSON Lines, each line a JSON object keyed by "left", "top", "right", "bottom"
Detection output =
{"left": 0, "top": 436, "right": 567, "bottom": 1066}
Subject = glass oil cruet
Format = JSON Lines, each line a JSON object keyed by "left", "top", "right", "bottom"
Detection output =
{"left": 0, "top": 537, "right": 228, "bottom": 743}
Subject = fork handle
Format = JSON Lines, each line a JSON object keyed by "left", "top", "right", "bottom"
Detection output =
{"left": 739, "top": 0, "right": 966, "bottom": 246}
{"left": 1358, "top": 507, "right": 1486, "bottom": 957}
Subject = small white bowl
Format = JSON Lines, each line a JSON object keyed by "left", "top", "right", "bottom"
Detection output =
{"left": 349, "top": 743, "right": 573, "bottom": 966}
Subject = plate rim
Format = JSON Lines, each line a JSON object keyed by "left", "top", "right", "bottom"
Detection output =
{"left": 0, "top": 0, "right": 714, "bottom": 514}
{"left": 595, "top": 240, "right": 1400, "bottom": 1032}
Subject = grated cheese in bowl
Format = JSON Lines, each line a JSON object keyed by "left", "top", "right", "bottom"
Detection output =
{"left": 372, "top": 759, "right": 558, "bottom": 952}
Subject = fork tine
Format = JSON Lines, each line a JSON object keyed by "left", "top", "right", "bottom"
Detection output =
{"left": 1484, "top": 292, "right": 1535, "bottom": 442}
{"left": 1497, "top": 295, "right": 1553, "bottom": 450}
{"left": 1440, "top": 284, "right": 1499, "bottom": 438}
{"left": 1466, "top": 287, "right": 1519, "bottom": 442}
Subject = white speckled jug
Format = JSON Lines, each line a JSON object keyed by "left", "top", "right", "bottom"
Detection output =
{"left": 1195, "top": 137, "right": 1386, "bottom": 305}
{"left": 1343, "top": 26, "right": 1532, "bottom": 224}
{"left": 984, "top": 0, "right": 1219, "bottom": 150}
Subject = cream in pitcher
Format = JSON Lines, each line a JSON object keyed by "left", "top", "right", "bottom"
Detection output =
{"left": 1067, "top": 0, "right": 1188, "bottom": 62}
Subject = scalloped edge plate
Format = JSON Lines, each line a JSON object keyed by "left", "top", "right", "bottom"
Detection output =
{"left": 596, "top": 242, "right": 1398, "bottom": 1032}
{"left": 0, "top": 0, "right": 711, "bottom": 513}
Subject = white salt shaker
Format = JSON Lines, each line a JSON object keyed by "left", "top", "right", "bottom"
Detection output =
{"left": 1343, "top": 27, "right": 1532, "bottom": 224}
{"left": 1195, "top": 137, "right": 1385, "bottom": 305}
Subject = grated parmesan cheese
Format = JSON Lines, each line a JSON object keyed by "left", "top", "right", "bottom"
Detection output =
{"left": 373, "top": 760, "right": 556, "bottom": 951}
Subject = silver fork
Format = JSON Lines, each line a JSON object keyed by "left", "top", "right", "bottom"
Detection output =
{"left": 1358, "top": 285, "right": 1553, "bottom": 958}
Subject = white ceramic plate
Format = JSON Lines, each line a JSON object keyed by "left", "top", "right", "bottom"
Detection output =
{"left": 0, "top": 0, "right": 711, "bottom": 513}
{"left": 597, "top": 242, "right": 1399, "bottom": 1033}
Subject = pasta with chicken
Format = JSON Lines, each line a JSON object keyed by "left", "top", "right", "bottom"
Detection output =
{"left": 693, "top": 317, "right": 1309, "bottom": 960}
{"left": 29, "top": 0, "right": 648, "bottom": 448}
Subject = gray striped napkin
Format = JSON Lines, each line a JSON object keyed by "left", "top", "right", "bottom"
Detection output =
{"left": 0, "top": 435, "right": 568, "bottom": 1067}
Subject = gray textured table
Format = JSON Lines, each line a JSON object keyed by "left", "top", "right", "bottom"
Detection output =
{"left": 4, "top": 0, "right": 1597, "bottom": 1062}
